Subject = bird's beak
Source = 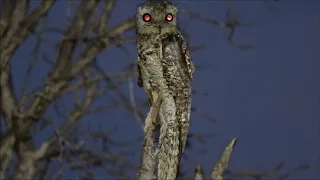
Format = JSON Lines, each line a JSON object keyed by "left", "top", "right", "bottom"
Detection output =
{"left": 157, "top": 25, "right": 161, "bottom": 34}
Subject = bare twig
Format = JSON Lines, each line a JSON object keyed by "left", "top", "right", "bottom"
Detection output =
{"left": 63, "top": 71, "right": 138, "bottom": 93}
{"left": 181, "top": 5, "right": 253, "bottom": 50}
{"left": 225, "top": 161, "right": 284, "bottom": 178}
{"left": 0, "top": 1, "right": 56, "bottom": 179}
{"left": 225, "top": 161, "right": 310, "bottom": 180}
{"left": 99, "top": 0, "right": 116, "bottom": 35}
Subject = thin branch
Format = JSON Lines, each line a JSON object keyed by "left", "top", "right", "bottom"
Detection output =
{"left": 181, "top": 5, "right": 253, "bottom": 50}
{"left": 21, "top": 21, "right": 47, "bottom": 97}
{"left": 11, "top": 3, "right": 103, "bottom": 179}
{"left": 0, "top": 0, "right": 15, "bottom": 37}
{"left": 0, "top": 0, "right": 56, "bottom": 130}
{"left": 277, "top": 164, "right": 310, "bottom": 180}
{"left": 1, "top": 0, "right": 29, "bottom": 46}
{"left": 63, "top": 71, "right": 138, "bottom": 93}
{"left": 224, "top": 161, "right": 309, "bottom": 179}
{"left": 69, "top": 18, "right": 135, "bottom": 78}
{"left": 99, "top": 0, "right": 116, "bottom": 35}
{"left": 90, "top": 61, "right": 145, "bottom": 122}
{"left": 1, "top": 0, "right": 56, "bottom": 66}
{"left": 48, "top": 0, "right": 100, "bottom": 81}
{"left": 35, "top": 79, "right": 98, "bottom": 161}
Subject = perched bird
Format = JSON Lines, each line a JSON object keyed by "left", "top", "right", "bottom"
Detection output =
{"left": 136, "top": 0, "right": 194, "bottom": 179}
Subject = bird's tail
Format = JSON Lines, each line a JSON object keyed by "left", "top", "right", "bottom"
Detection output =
{"left": 157, "top": 122, "right": 180, "bottom": 180}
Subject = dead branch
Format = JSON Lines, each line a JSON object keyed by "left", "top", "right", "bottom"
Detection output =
{"left": 211, "top": 138, "right": 237, "bottom": 180}
{"left": 194, "top": 164, "right": 204, "bottom": 180}
{"left": 138, "top": 91, "right": 162, "bottom": 180}
{"left": 0, "top": 1, "right": 56, "bottom": 179}
{"left": 225, "top": 161, "right": 310, "bottom": 180}
{"left": 181, "top": 5, "right": 253, "bottom": 50}
{"left": 99, "top": 0, "right": 115, "bottom": 35}
{"left": 0, "top": 0, "right": 136, "bottom": 179}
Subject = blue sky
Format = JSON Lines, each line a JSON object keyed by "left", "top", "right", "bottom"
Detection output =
{"left": 8, "top": 0, "right": 320, "bottom": 179}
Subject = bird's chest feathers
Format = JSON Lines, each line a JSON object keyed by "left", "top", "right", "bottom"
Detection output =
{"left": 163, "top": 42, "right": 181, "bottom": 60}
{"left": 160, "top": 40, "right": 183, "bottom": 74}
{"left": 160, "top": 34, "right": 182, "bottom": 61}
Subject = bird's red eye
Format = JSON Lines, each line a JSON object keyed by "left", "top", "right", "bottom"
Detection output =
{"left": 143, "top": 13, "right": 151, "bottom": 22}
{"left": 166, "top": 13, "right": 173, "bottom": 21}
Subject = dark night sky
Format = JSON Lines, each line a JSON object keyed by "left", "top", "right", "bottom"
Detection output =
{"left": 8, "top": 0, "right": 320, "bottom": 178}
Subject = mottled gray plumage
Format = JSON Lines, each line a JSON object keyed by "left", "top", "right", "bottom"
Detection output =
{"left": 136, "top": 0, "right": 194, "bottom": 179}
